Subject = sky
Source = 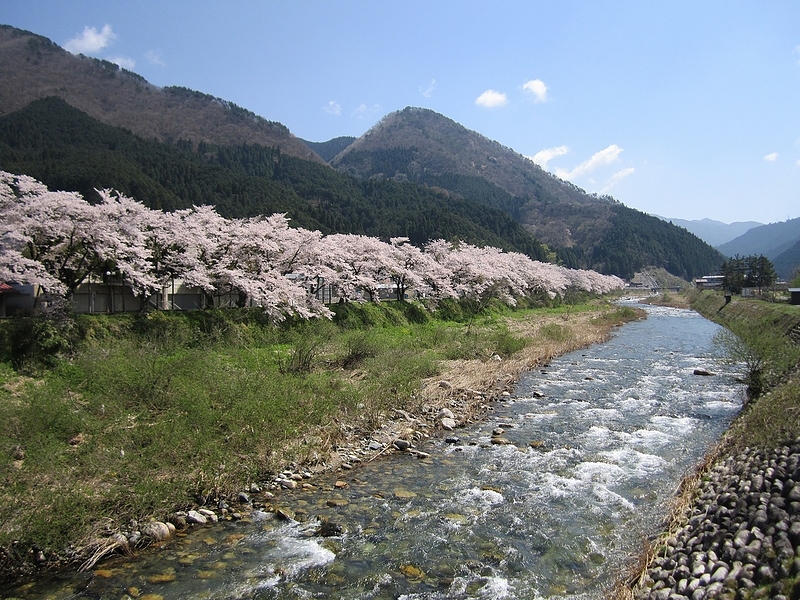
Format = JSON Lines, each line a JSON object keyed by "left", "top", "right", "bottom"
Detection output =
{"left": 2, "top": 1, "right": 799, "bottom": 225}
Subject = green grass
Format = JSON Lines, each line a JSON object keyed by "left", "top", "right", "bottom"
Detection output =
{"left": 0, "top": 296, "right": 615, "bottom": 567}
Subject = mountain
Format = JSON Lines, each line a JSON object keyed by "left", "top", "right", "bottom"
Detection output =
{"left": 655, "top": 217, "right": 762, "bottom": 247}
{"left": 301, "top": 136, "right": 356, "bottom": 162}
{"left": 773, "top": 241, "right": 800, "bottom": 281}
{"left": 717, "top": 218, "right": 800, "bottom": 259}
{"left": 716, "top": 217, "right": 800, "bottom": 280}
{"left": 0, "top": 25, "right": 323, "bottom": 163}
{"left": 331, "top": 107, "right": 724, "bottom": 279}
{"left": 0, "top": 97, "right": 549, "bottom": 260}
{"left": 0, "top": 24, "right": 725, "bottom": 280}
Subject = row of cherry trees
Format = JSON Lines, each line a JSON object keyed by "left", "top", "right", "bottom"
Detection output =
{"left": 1, "top": 171, "right": 624, "bottom": 320}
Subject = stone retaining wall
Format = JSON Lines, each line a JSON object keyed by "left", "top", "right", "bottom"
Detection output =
{"left": 634, "top": 437, "right": 800, "bottom": 599}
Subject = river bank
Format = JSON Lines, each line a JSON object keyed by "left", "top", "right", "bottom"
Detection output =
{"left": 620, "top": 291, "right": 800, "bottom": 600}
{"left": 0, "top": 299, "right": 641, "bottom": 588}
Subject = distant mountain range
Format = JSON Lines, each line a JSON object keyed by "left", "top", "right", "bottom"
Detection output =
{"left": 655, "top": 217, "right": 763, "bottom": 248}
{"left": 0, "top": 24, "right": 734, "bottom": 281}
{"left": 716, "top": 218, "right": 800, "bottom": 280}
{"left": 655, "top": 215, "right": 800, "bottom": 280}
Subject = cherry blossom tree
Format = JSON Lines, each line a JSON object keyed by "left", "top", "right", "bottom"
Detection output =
{"left": 1, "top": 170, "right": 624, "bottom": 319}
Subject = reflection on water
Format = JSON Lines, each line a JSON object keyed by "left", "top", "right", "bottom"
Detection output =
{"left": 3, "top": 304, "right": 744, "bottom": 600}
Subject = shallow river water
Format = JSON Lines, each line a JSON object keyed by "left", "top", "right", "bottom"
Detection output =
{"left": 6, "top": 304, "right": 746, "bottom": 600}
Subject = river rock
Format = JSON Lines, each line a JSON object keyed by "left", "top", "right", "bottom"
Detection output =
{"left": 141, "top": 521, "right": 172, "bottom": 541}
{"left": 187, "top": 510, "right": 207, "bottom": 525}
{"left": 491, "top": 437, "right": 512, "bottom": 445}
{"left": 275, "top": 507, "right": 295, "bottom": 520}
{"left": 317, "top": 520, "right": 345, "bottom": 537}
{"left": 393, "top": 439, "right": 411, "bottom": 450}
{"left": 693, "top": 369, "right": 714, "bottom": 376}
{"left": 440, "top": 417, "right": 457, "bottom": 430}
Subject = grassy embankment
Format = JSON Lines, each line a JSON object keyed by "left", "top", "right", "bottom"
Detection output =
{"left": 0, "top": 296, "right": 639, "bottom": 579}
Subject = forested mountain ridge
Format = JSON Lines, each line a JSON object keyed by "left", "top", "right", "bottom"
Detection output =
{"left": 0, "top": 25, "right": 323, "bottom": 164}
{"left": 301, "top": 136, "right": 357, "bottom": 163}
{"left": 716, "top": 217, "right": 800, "bottom": 280}
{"left": 331, "top": 107, "right": 724, "bottom": 279}
{"left": 0, "top": 97, "right": 549, "bottom": 261}
{"left": 717, "top": 217, "right": 800, "bottom": 260}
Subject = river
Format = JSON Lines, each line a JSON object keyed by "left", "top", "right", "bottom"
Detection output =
{"left": 4, "top": 303, "right": 745, "bottom": 600}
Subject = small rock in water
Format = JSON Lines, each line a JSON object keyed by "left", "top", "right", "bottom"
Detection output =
{"left": 693, "top": 369, "right": 714, "bottom": 376}
{"left": 445, "top": 436, "right": 461, "bottom": 444}
{"left": 400, "top": 564, "right": 425, "bottom": 581}
{"left": 491, "top": 437, "right": 512, "bottom": 445}
{"left": 394, "top": 488, "right": 417, "bottom": 499}
{"left": 393, "top": 439, "right": 412, "bottom": 451}
{"left": 275, "top": 507, "right": 295, "bottom": 521}
{"left": 317, "top": 520, "right": 345, "bottom": 537}
{"left": 440, "top": 417, "right": 457, "bottom": 431}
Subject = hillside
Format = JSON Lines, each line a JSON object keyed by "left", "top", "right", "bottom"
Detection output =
{"left": 655, "top": 216, "right": 762, "bottom": 247}
{"left": 773, "top": 239, "right": 800, "bottom": 281}
{"left": 0, "top": 97, "right": 548, "bottom": 260}
{"left": 717, "top": 216, "right": 800, "bottom": 270}
{"left": 332, "top": 107, "right": 724, "bottom": 279}
{"left": 302, "top": 136, "right": 356, "bottom": 162}
{"left": 0, "top": 25, "right": 323, "bottom": 163}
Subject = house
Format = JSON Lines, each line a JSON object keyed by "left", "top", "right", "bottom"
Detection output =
{"left": 0, "top": 282, "right": 40, "bottom": 316}
{"left": 693, "top": 275, "right": 725, "bottom": 290}
{"left": 790, "top": 288, "right": 800, "bottom": 306}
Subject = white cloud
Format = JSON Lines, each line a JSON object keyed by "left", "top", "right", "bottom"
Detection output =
{"left": 352, "top": 103, "right": 382, "bottom": 118}
{"left": 600, "top": 167, "right": 635, "bottom": 193}
{"left": 555, "top": 144, "right": 623, "bottom": 180}
{"left": 421, "top": 79, "right": 437, "bottom": 98}
{"left": 522, "top": 79, "right": 548, "bottom": 103}
{"left": 529, "top": 145, "right": 570, "bottom": 168}
{"left": 109, "top": 56, "right": 136, "bottom": 70}
{"left": 64, "top": 24, "right": 116, "bottom": 54}
{"left": 475, "top": 89, "right": 507, "bottom": 108}
{"left": 764, "top": 152, "right": 778, "bottom": 162}
{"left": 324, "top": 101, "right": 341, "bottom": 116}
{"left": 145, "top": 50, "right": 165, "bottom": 67}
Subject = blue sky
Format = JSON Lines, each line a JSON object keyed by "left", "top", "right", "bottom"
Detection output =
{"left": 2, "top": 1, "right": 799, "bottom": 224}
